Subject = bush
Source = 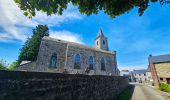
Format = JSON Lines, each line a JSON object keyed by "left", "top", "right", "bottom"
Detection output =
{"left": 159, "top": 83, "right": 170, "bottom": 93}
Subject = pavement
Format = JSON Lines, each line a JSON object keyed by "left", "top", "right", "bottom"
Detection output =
{"left": 130, "top": 83, "right": 169, "bottom": 100}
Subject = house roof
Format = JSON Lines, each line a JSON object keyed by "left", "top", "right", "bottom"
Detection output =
{"left": 132, "top": 69, "right": 147, "bottom": 74}
{"left": 42, "top": 36, "right": 115, "bottom": 55}
{"left": 20, "top": 61, "right": 32, "bottom": 65}
{"left": 121, "top": 70, "right": 129, "bottom": 72}
{"left": 149, "top": 54, "right": 170, "bottom": 63}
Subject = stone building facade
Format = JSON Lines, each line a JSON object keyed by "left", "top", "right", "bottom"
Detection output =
{"left": 17, "top": 29, "right": 119, "bottom": 76}
{"left": 148, "top": 54, "right": 170, "bottom": 84}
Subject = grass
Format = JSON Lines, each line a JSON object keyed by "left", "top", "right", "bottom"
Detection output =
{"left": 168, "top": 96, "right": 170, "bottom": 100}
{"left": 115, "top": 85, "right": 134, "bottom": 100}
{"left": 159, "top": 83, "right": 170, "bottom": 93}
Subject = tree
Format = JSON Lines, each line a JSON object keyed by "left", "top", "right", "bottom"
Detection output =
{"left": 8, "top": 61, "right": 20, "bottom": 70}
{"left": 14, "top": 0, "right": 166, "bottom": 18}
{"left": 18, "top": 24, "right": 49, "bottom": 63}
{"left": 0, "top": 63, "right": 6, "bottom": 70}
{"left": 0, "top": 59, "right": 8, "bottom": 70}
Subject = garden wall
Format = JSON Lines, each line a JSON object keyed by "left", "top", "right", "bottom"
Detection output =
{"left": 0, "top": 70, "right": 128, "bottom": 100}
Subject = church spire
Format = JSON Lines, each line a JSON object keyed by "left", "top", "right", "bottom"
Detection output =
{"left": 95, "top": 28, "right": 109, "bottom": 51}
{"left": 98, "top": 28, "right": 104, "bottom": 37}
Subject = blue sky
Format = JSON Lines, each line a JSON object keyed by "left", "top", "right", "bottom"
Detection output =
{"left": 0, "top": 1, "right": 170, "bottom": 70}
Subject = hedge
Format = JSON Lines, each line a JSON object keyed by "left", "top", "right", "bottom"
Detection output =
{"left": 159, "top": 83, "right": 170, "bottom": 93}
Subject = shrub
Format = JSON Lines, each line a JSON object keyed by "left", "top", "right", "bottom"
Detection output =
{"left": 159, "top": 83, "right": 170, "bottom": 93}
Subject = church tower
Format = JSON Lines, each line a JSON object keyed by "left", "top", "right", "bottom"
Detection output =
{"left": 95, "top": 29, "right": 109, "bottom": 51}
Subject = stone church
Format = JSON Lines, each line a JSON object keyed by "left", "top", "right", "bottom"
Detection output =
{"left": 17, "top": 29, "right": 120, "bottom": 76}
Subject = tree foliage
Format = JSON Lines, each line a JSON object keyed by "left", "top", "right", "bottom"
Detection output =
{"left": 8, "top": 61, "right": 20, "bottom": 70}
{"left": 18, "top": 25, "right": 49, "bottom": 63}
{"left": 13, "top": 0, "right": 166, "bottom": 18}
{"left": 0, "top": 59, "right": 8, "bottom": 70}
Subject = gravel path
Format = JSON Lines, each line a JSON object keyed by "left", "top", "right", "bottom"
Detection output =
{"left": 131, "top": 84, "right": 168, "bottom": 100}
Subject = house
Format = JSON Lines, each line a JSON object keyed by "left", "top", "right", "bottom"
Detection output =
{"left": 148, "top": 54, "right": 170, "bottom": 84}
{"left": 146, "top": 67, "right": 153, "bottom": 83}
{"left": 131, "top": 69, "right": 147, "bottom": 83}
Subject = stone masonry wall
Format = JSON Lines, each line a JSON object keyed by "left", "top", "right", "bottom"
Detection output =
{"left": 154, "top": 62, "right": 170, "bottom": 78}
{"left": 66, "top": 45, "right": 117, "bottom": 75}
{"left": 36, "top": 38, "right": 67, "bottom": 73}
{"left": 0, "top": 70, "right": 128, "bottom": 100}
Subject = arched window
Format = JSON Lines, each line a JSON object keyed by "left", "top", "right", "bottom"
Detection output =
{"left": 88, "top": 56, "right": 94, "bottom": 70}
{"left": 74, "top": 54, "right": 81, "bottom": 69}
{"left": 103, "top": 40, "right": 105, "bottom": 45}
{"left": 101, "top": 57, "right": 105, "bottom": 71}
{"left": 49, "top": 53, "right": 57, "bottom": 68}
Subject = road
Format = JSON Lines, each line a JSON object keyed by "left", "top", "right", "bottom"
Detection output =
{"left": 131, "top": 84, "right": 169, "bottom": 100}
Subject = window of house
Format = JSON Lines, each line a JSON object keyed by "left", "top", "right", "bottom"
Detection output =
{"left": 139, "top": 74, "right": 141, "bottom": 76}
{"left": 144, "top": 74, "right": 146, "bottom": 76}
{"left": 88, "top": 56, "right": 94, "bottom": 70}
{"left": 166, "top": 78, "right": 170, "bottom": 84}
{"left": 160, "top": 78, "right": 163, "bottom": 81}
{"left": 49, "top": 53, "right": 57, "bottom": 68}
{"left": 74, "top": 54, "right": 81, "bottom": 69}
{"left": 101, "top": 57, "right": 105, "bottom": 71}
{"left": 97, "top": 41, "right": 98, "bottom": 45}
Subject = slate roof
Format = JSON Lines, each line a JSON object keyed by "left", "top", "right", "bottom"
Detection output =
{"left": 132, "top": 69, "right": 147, "bottom": 74}
{"left": 149, "top": 54, "right": 170, "bottom": 63}
{"left": 121, "top": 70, "right": 129, "bottom": 72}
{"left": 20, "top": 61, "right": 32, "bottom": 65}
{"left": 42, "top": 36, "right": 115, "bottom": 55}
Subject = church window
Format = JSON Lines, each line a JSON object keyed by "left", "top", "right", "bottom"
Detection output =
{"left": 103, "top": 40, "right": 105, "bottom": 45}
{"left": 101, "top": 57, "right": 105, "bottom": 71}
{"left": 49, "top": 53, "right": 57, "bottom": 68}
{"left": 88, "top": 56, "right": 94, "bottom": 70}
{"left": 74, "top": 54, "right": 81, "bottom": 69}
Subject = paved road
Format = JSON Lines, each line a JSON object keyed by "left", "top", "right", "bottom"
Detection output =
{"left": 131, "top": 84, "right": 168, "bottom": 100}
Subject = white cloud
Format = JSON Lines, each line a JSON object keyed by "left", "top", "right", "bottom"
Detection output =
{"left": 50, "top": 30, "right": 84, "bottom": 44}
{"left": 0, "top": 0, "right": 83, "bottom": 42}
{"left": 32, "top": 5, "right": 82, "bottom": 27}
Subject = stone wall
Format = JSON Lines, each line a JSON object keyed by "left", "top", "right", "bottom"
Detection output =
{"left": 36, "top": 38, "right": 68, "bottom": 73}
{"left": 65, "top": 45, "right": 117, "bottom": 75}
{"left": 154, "top": 62, "right": 170, "bottom": 83}
{"left": 154, "top": 62, "right": 170, "bottom": 78}
{"left": 0, "top": 70, "right": 128, "bottom": 100}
